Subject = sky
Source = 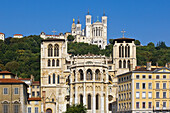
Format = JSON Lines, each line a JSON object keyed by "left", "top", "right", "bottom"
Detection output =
{"left": 0, "top": 0, "right": 170, "bottom": 46}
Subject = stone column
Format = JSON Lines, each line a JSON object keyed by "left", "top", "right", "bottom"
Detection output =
{"left": 93, "top": 83, "right": 96, "bottom": 113}
{"left": 101, "top": 85, "right": 104, "bottom": 113}
{"left": 75, "top": 69, "right": 78, "bottom": 104}
{"left": 83, "top": 68, "right": 86, "bottom": 106}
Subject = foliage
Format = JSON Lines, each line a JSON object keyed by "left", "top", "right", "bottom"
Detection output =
{"left": 0, "top": 35, "right": 41, "bottom": 80}
{"left": 67, "top": 35, "right": 75, "bottom": 42}
{"left": 64, "top": 104, "right": 87, "bottom": 113}
{"left": 134, "top": 40, "right": 141, "bottom": 45}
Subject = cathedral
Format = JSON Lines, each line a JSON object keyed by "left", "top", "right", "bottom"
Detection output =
{"left": 71, "top": 11, "right": 107, "bottom": 49}
{"left": 40, "top": 11, "right": 136, "bottom": 113}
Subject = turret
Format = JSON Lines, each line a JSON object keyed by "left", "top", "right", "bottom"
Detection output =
{"left": 71, "top": 18, "right": 76, "bottom": 36}
{"left": 85, "top": 10, "right": 91, "bottom": 37}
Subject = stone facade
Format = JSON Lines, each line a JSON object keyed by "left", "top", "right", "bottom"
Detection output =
{"left": 71, "top": 12, "right": 107, "bottom": 49}
{"left": 40, "top": 35, "right": 136, "bottom": 113}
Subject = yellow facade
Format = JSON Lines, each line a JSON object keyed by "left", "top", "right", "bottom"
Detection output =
{"left": 117, "top": 66, "right": 170, "bottom": 113}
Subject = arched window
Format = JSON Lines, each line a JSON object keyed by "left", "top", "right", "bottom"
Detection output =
{"left": 48, "top": 75, "right": 51, "bottom": 84}
{"left": 95, "top": 69, "right": 100, "bottom": 80}
{"left": 125, "top": 45, "right": 128, "bottom": 57}
{"left": 79, "top": 69, "right": 84, "bottom": 80}
{"left": 80, "top": 94, "right": 83, "bottom": 105}
{"left": 128, "top": 46, "right": 130, "bottom": 57}
{"left": 123, "top": 60, "right": 126, "bottom": 68}
{"left": 127, "top": 60, "right": 130, "bottom": 68}
{"left": 54, "top": 44, "right": 59, "bottom": 57}
{"left": 48, "top": 59, "right": 51, "bottom": 66}
{"left": 88, "top": 94, "right": 91, "bottom": 109}
{"left": 122, "top": 46, "right": 124, "bottom": 57}
{"left": 119, "top": 60, "right": 122, "bottom": 68}
{"left": 86, "top": 69, "right": 92, "bottom": 80}
{"left": 96, "top": 94, "right": 99, "bottom": 110}
{"left": 57, "top": 75, "right": 60, "bottom": 84}
{"left": 52, "top": 59, "right": 55, "bottom": 66}
{"left": 48, "top": 44, "right": 53, "bottom": 57}
{"left": 53, "top": 73, "right": 55, "bottom": 84}
{"left": 56, "top": 59, "right": 59, "bottom": 66}
{"left": 119, "top": 45, "right": 122, "bottom": 57}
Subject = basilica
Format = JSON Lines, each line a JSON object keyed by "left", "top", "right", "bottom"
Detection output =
{"left": 40, "top": 12, "right": 136, "bottom": 113}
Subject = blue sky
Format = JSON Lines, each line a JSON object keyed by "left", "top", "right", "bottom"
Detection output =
{"left": 0, "top": 0, "right": 170, "bottom": 46}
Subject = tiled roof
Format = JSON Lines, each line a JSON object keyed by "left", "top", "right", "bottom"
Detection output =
{"left": 42, "top": 38, "right": 65, "bottom": 42}
{"left": 113, "top": 37, "right": 135, "bottom": 41}
{"left": 0, "top": 79, "right": 25, "bottom": 84}
{"left": 0, "top": 32, "right": 4, "bottom": 34}
{"left": 18, "top": 78, "right": 31, "bottom": 80}
{"left": 14, "top": 34, "right": 23, "bottom": 36}
{"left": 0, "top": 71, "right": 16, "bottom": 76}
{"left": 28, "top": 97, "right": 41, "bottom": 101}
{"left": 32, "top": 81, "right": 40, "bottom": 85}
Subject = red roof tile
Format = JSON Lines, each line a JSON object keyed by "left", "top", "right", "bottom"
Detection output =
{"left": 0, "top": 32, "right": 4, "bottom": 34}
{"left": 0, "top": 71, "right": 16, "bottom": 76}
{"left": 14, "top": 34, "right": 23, "bottom": 36}
{"left": 32, "top": 81, "right": 40, "bottom": 85}
{"left": 18, "top": 78, "right": 31, "bottom": 80}
{"left": 28, "top": 97, "right": 41, "bottom": 101}
{"left": 0, "top": 79, "right": 25, "bottom": 84}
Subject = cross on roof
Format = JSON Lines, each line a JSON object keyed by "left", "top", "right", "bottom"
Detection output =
{"left": 52, "top": 29, "right": 56, "bottom": 36}
{"left": 121, "top": 29, "right": 126, "bottom": 38}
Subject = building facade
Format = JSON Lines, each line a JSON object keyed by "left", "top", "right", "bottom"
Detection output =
{"left": 0, "top": 32, "right": 5, "bottom": 41}
{"left": 71, "top": 11, "right": 107, "bottom": 49}
{"left": 13, "top": 34, "right": 23, "bottom": 38}
{"left": 117, "top": 62, "right": 170, "bottom": 113}
{"left": 0, "top": 71, "right": 28, "bottom": 113}
{"left": 40, "top": 33, "right": 136, "bottom": 113}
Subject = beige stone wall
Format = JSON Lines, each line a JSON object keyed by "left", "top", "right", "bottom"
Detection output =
{"left": 0, "top": 84, "right": 27, "bottom": 113}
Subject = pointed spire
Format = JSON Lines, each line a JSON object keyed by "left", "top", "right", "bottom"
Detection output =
{"left": 77, "top": 17, "right": 80, "bottom": 24}
{"left": 73, "top": 18, "right": 75, "bottom": 23}
{"left": 87, "top": 8, "right": 89, "bottom": 15}
{"left": 103, "top": 10, "right": 105, "bottom": 16}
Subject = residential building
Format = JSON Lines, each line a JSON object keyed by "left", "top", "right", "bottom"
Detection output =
{"left": 13, "top": 34, "right": 23, "bottom": 38}
{"left": 0, "top": 78, "right": 28, "bottom": 113}
{"left": 0, "top": 32, "right": 5, "bottom": 41}
{"left": 117, "top": 62, "right": 170, "bottom": 113}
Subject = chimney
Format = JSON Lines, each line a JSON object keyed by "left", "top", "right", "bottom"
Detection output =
{"left": 31, "top": 75, "right": 34, "bottom": 82}
{"left": 156, "top": 62, "right": 158, "bottom": 68}
{"left": 146, "top": 62, "right": 151, "bottom": 70}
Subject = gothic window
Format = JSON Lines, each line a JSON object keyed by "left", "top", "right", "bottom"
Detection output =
{"left": 54, "top": 44, "right": 59, "bottom": 57}
{"left": 66, "top": 104, "right": 70, "bottom": 110}
{"left": 53, "top": 73, "right": 55, "bottom": 84}
{"left": 125, "top": 45, "right": 128, "bottom": 57}
{"left": 122, "top": 46, "right": 124, "bottom": 57}
{"left": 57, "top": 75, "right": 60, "bottom": 84}
{"left": 96, "top": 94, "right": 99, "bottom": 110}
{"left": 128, "top": 46, "right": 130, "bottom": 57}
{"left": 56, "top": 59, "right": 59, "bottom": 66}
{"left": 48, "top": 75, "right": 51, "bottom": 84}
{"left": 88, "top": 94, "right": 91, "bottom": 109}
{"left": 79, "top": 69, "right": 84, "bottom": 81}
{"left": 52, "top": 59, "right": 55, "bottom": 67}
{"left": 95, "top": 69, "right": 100, "bottom": 80}
{"left": 123, "top": 60, "right": 126, "bottom": 68}
{"left": 119, "top": 45, "right": 122, "bottom": 57}
{"left": 48, "top": 59, "right": 51, "bottom": 66}
{"left": 119, "top": 60, "right": 122, "bottom": 68}
{"left": 80, "top": 94, "right": 83, "bottom": 105}
{"left": 48, "top": 44, "right": 53, "bottom": 57}
{"left": 86, "top": 69, "right": 93, "bottom": 80}
{"left": 127, "top": 60, "right": 130, "bottom": 68}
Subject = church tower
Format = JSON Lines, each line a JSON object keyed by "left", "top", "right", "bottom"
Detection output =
{"left": 112, "top": 30, "right": 136, "bottom": 75}
{"left": 71, "top": 18, "right": 76, "bottom": 36}
{"left": 102, "top": 11, "right": 107, "bottom": 48}
{"left": 76, "top": 18, "right": 82, "bottom": 35}
{"left": 85, "top": 10, "right": 92, "bottom": 38}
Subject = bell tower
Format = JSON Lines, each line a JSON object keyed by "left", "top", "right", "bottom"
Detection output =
{"left": 71, "top": 18, "right": 76, "bottom": 36}
{"left": 85, "top": 10, "right": 92, "bottom": 38}
{"left": 102, "top": 11, "right": 107, "bottom": 48}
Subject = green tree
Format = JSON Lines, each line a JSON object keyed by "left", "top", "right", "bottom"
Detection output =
{"left": 5, "top": 61, "right": 19, "bottom": 72}
{"left": 134, "top": 40, "right": 141, "bottom": 45}
{"left": 64, "top": 104, "right": 87, "bottom": 113}
{"left": 67, "top": 35, "right": 75, "bottom": 41}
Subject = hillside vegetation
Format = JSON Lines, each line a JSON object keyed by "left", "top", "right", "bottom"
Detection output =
{"left": 0, "top": 35, "right": 169, "bottom": 80}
